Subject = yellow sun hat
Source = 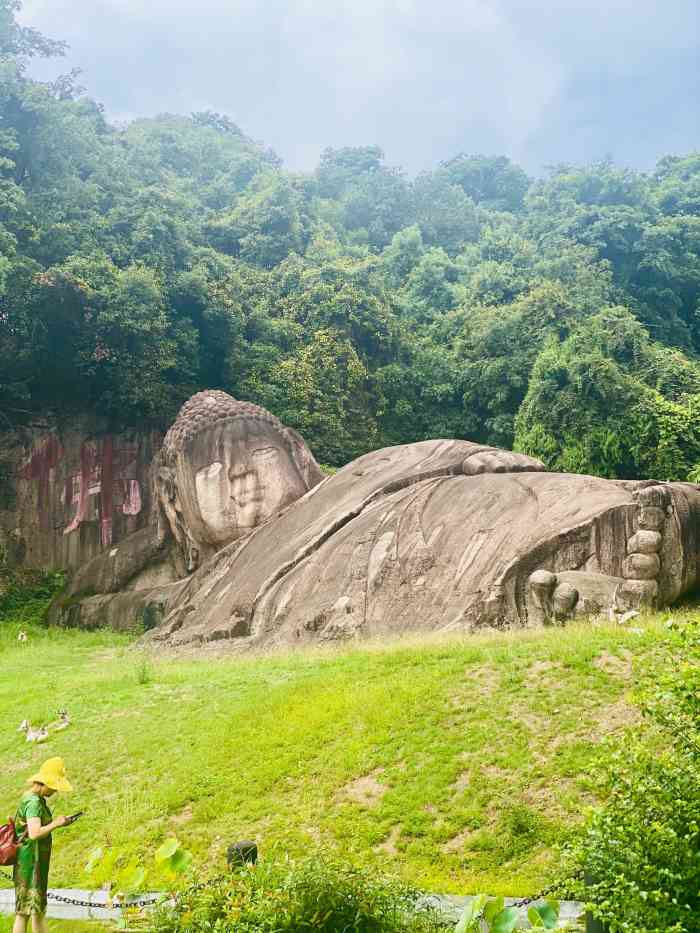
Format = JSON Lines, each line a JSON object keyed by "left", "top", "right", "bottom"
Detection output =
{"left": 28, "top": 757, "right": 73, "bottom": 793}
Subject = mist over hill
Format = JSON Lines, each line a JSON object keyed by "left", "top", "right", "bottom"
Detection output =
{"left": 2, "top": 0, "right": 700, "bottom": 479}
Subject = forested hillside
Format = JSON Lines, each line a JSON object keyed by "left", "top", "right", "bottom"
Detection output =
{"left": 2, "top": 0, "right": 700, "bottom": 477}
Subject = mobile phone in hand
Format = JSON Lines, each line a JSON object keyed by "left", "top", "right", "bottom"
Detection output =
{"left": 65, "top": 811, "right": 84, "bottom": 825}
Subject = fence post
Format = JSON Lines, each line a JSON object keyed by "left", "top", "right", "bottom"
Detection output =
{"left": 227, "top": 840, "right": 258, "bottom": 869}
{"left": 584, "top": 872, "right": 608, "bottom": 933}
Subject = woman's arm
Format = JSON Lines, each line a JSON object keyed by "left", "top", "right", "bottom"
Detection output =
{"left": 26, "top": 815, "right": 68, "bottom": 840}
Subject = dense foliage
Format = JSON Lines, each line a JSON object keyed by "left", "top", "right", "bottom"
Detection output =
{"left": 2, "top": 1, "right": 700, "bottom": 475}
{"left": 572, "top": 619, "right": 700, "bottom": 932}
{"left": 0, "top": 563, "right": 62, "bottom": 622}
{"left": 146, "top": 855, "right": 445, "bottom": 932}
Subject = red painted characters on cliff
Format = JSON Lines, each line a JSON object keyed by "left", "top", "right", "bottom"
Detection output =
{"left": 21, "top": 434, "right": 144, "bottom": 547}
{"left": 19, "top": 435, "right": 63, "bottom": 532}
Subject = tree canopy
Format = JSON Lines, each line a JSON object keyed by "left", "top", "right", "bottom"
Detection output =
{"left": 2, "top": 0, "right": 700, "bottom": 480}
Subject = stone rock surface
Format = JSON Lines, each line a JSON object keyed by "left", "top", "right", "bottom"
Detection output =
{"left": 147, "top": 447, "right": 700, "bottom": 649}
{"left": 37, "top": 391, "right": 700, "bottom": 650}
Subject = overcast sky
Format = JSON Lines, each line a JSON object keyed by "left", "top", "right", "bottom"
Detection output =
{"left": 21, "top": 0, "right": 700, "bottom": 176}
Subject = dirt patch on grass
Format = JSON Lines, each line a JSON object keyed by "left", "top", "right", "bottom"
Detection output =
{"left": 520, "top": 779, "right": 572, "bottom": 816}
{"left": 441, "top": 827, "right": 476, "bottom": 854}
{"left": 304, "top": 825, "right": 322, "bottom": 844}
{"left": 451, "top": 770, "right": 471, "bottom": 794}
{"left": 481, "top": 764, "right": 511, "bottom": 781}
{"left": 449, "top": 665, "right": 500, "bottom": 708}
{"left": 375, "top": 824, "right": 402, "bottom": 856}
{"left": 340, "top": 770, "right": 388, "bottom": 807}
{"left": 458, "top": 763, "right": 511, "bottom": 792}
{"left": 170, "top": 804, "right": 193, "bottom": 825}
{"left": 594, "top": 650, "right": 633, "bottom": 679}
{"left": 517, "top": 709, "right": 549, "bottom": 733}
{"left": 555, "top": 694, "right": 640, "bottom": 747}
{"left": 524, "top": 660, "right": 561, "bottom": 688}
{"left": 590, "top": 696, "right": 641, "bottom": 734}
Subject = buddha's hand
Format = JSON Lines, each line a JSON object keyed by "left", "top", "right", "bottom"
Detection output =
{"left": 462, "top": 449, "right": 546, "bottom": 476}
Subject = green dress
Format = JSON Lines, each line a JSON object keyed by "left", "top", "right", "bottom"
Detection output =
{"left": 13, "top": 792, "right": 52, "bottom": 917}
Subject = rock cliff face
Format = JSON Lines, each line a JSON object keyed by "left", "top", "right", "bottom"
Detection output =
{"left": 6, "top": 392, "right": 700, "bottom": 649}
{"left": 0, "top": 421, "right": 161, "bottom": 571}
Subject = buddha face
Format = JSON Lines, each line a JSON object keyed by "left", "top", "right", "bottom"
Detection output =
{"left": 175, "top": 419, "right": 308, "bottom": 555}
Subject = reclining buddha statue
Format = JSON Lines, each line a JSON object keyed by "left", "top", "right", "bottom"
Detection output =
{"left": 50, "top": 390, "right": 700, "bottom": 648}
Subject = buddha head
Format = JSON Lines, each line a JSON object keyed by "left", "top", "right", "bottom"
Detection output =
{"left": 157, "top": 391, "right": 323, "bottom": 572}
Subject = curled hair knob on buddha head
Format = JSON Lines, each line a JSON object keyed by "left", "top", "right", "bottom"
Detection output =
{"left": 161, "top": 390, "right": 294, "bottom": 459}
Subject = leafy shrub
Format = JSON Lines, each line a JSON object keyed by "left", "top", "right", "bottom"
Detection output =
{"left": 455, "top": 894, "right": 559, "bottom": 932}
{"left": 83, "top": 836, "right": 193, "bottom": 923}
{"left": 571, "top": 619, "right": 700, "bottom": 932}
{"left": 0, "top": 566, "right": 64, "bottom": 624}
{"left": 146, "top": 853, "right": 446, "bottom": 932}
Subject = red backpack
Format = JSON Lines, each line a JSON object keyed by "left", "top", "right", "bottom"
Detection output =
{"left": 0, "top": 819, "right": 25, "bottom": 866}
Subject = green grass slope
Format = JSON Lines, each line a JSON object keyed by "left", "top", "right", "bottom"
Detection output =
{"left": 0, "top": 616, "right": 679, "bottom": 898}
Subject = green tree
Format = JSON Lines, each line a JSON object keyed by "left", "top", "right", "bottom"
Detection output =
{"left": 515, "top": 308, "right": 700, "bottom": 480}
{"left": 439, "top": 154, "right": 530, "bottom": 212}
{"left": 0, "top": 0, "right": 66, "bottom": 62}
{"left": 380, "top": 225, "right": 425, "bottom": 287}
{"left": 273, "top": 329, "right": 379, "bottom": 464}
{"left": 315, "top": 146, "right": 413, "bottom": 251}
{"left": 654, "top": 151, "right": 700, "bottom": 216}
{"left": 205, "top": 172, "right": 310, "bottom": 267}
{"left": 400, "top": 247, "right": 460, "bottom": 324}
{"left": 411, "top": 171, "right": 480, "bottom": 254}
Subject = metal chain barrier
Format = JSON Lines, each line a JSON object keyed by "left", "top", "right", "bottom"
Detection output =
{"left": 3, "top": 867, "right": 583, "bottom": 915}
{"left": 512, "top": 879, "right": 565, "bottom": 908}
{"left": 41, "top": 870, "right": 233, "bottom": 911}
{"left": 0, "top": 868, "right": 160, "bottom": 910}
{"left": 511, "top": 870, "right": 583, "bottom": 909}
{"left": 0, "top": 869, "right": 231, "bottom": 912}
{"left": 46, "top": 890, "right": 162, "bottom": 910}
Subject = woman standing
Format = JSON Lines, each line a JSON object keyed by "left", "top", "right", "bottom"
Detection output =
{"left": 13, "top": 758, "right": 72, "bottom": 933}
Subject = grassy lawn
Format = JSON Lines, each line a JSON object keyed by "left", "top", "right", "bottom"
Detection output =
{"left": 0, "top": 613, "right": 681, "bottom": 898}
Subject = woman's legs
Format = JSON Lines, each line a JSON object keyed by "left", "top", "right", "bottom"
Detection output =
{"left": 31, "top": 915, "right": 48, "bottom": 933}
{"left": 12, "top": 912, "right": 47, "bottom": 933}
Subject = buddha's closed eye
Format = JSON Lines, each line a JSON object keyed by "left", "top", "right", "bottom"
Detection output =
{"left": 252, "top": 447, "right": 279, "bottom": 463}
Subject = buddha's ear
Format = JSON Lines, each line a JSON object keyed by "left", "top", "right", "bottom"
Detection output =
{"left": 154, "top": 459, "right": 192, "bottom": 572}
{"left": 282, "top": 427, "right": 324, "bottom": 489}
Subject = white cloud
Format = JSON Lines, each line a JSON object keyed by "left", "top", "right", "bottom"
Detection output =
{"left": 19, "top": 0, "right": 700, "bottom": 173}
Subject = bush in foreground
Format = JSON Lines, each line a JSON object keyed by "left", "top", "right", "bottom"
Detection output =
{"left": 146, "top": 854, "right": 447, "bottom": 932}
{"left": 572, "top": 619, "right": 700, "bottom": 932}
